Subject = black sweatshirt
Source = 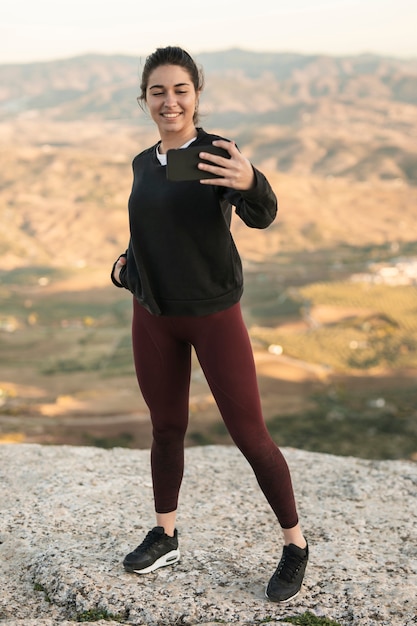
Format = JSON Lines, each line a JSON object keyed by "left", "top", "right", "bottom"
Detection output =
{"left": 112, "top": 128, "right": 278, "bottom": 316}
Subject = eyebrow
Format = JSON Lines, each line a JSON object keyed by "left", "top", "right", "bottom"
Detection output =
{"left": 148, "top": 82, "right": 191, "bottom": 90}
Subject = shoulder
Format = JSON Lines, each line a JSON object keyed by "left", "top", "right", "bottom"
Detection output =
{"left": 132, "top": 144, "right": 158, "bottom": 167}
{"left": 195, "top": 128, "right": 230, "bottom": 145}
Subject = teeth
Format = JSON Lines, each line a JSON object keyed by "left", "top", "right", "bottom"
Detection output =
{"left": 163, "top": 113, "right": 180, "bottom": 118}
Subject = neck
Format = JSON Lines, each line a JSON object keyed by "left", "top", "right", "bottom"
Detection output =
{"left": 159, "top": 128, "right": 198, "bottom": 154}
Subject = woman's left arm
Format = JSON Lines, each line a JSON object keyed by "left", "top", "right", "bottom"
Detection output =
{"left": 198, "top": 139, "right": 278, "bottom": 229}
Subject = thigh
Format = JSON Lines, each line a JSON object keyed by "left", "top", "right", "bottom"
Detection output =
{"left": 192, "top": 304, "right": 264, "bottom": 436}
{"left": 132, "top": 300, "right": 191, "bottom": 422}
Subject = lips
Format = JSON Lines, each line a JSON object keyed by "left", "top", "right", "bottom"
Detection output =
{"left": 162, "top": 112, "right": 182, "bottom": 119}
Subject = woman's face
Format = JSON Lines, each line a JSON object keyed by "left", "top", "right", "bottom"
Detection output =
{"left": 145, "top": 64, "right": 199, "bottom": 141}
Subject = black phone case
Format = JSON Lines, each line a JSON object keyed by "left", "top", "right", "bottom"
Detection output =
{"left": 166, "top": 145, "right": 230, "bottom": 181}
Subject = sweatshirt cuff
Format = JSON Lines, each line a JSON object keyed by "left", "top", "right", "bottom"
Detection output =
{"left": 111, "top": 254, "right": 127, "bottom": 288}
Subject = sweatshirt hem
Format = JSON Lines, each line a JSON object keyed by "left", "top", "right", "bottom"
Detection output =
{"left": 151, "top": 286, "right": 243, "bottom": 317}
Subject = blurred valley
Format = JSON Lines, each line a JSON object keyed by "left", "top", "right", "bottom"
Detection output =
{"left": 0, "top": 50, "right": 416, "bottom": 459}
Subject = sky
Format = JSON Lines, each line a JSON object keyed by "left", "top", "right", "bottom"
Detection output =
{"left": 1, "top": 0, "right": 416, "bottom": 64}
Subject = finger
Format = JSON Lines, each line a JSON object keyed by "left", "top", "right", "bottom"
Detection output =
{"left": 198, "top": 139, "right": 235, "bottom": 166}
{"left": 199, "top": 174, "right": 232, "bottom": 187}
{"left": 198, "top": 163, "right": 230, "bottom": 180}
{"left": 197, "top": 151, "right": 235, "bottom": 181}
{"left": 212, "top": 139, "right": 237, "bottom": 156}
{"left": 200, "top": 157, "right": 255, "bottom": 190}
{"left": 198, "top": 148, "right": 232, "bottom": 169}
{"left": 198, "top": 153, "right": 224, "bottom": 168}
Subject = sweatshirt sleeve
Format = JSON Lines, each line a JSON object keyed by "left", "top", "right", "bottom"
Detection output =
{"left": 223, "top": 166, "right": 278, "bottom": 229}
{"left": 110, "top": 250, "right": 128, "bottom": 288}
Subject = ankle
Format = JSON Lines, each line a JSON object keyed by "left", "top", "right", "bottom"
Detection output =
{"left": 156, "top": 511, "right": 177, "bottom": 537}
{"left": 282, "top": 525, "right": 306, "bottom": 550}
{"left": 289, "top": 537, "right": 307, "bottom": 550}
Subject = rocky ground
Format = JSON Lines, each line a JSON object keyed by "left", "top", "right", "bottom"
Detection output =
{"left": 0, "top": 444, "right": 416, "bottom": 626}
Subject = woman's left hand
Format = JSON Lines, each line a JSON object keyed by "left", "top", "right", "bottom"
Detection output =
{"left": 198, "top": 139, "right": 255, "bottom": 191}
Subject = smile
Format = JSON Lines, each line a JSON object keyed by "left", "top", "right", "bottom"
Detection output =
{"left": 162, "top": 112, "right": 182, "bottom": 119}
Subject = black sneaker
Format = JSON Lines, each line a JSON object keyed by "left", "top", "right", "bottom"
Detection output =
{"left": 123, "top": 526, "right": 180, "bottom": 574}
{"left": 265, "top": 542, "right": 308, "bottom": 603}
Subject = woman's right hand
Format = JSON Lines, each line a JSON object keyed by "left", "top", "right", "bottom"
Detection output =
{"left": 112, "top": 255, "right": 127, "bottom": 285}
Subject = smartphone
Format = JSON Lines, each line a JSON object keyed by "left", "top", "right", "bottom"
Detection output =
{"left": 166, "top": 145, "right": 230, "bottom": 181}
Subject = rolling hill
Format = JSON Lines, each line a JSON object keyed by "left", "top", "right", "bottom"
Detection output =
{"left": 0, "top": 49, "right": 416, "bottom": 270}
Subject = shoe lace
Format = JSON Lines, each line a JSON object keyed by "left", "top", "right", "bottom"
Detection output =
{"left": 133, "top": 528, "right": 162, "bottom": 553}
{"left": 274, "top": 547, "right": 305, "bottom": 583}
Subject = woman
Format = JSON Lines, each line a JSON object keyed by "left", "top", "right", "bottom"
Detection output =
{"left": 111, "top": 46, "right": 308, "bottom": 603}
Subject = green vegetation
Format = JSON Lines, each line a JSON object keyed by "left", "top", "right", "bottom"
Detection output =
{"left": 267, "top": 384, "right": 417, "bottom": 460}
{"left": 211, "top": 378, "right": 417, "bottom": 460}
{"left": 33, "top": 582, "right": 51, "bottom": 603}
{"left": 241, "top": 267, "right": 417, "bottom": 461}
{"left": 82, "top": 432, "right": 134, "bottom": 449}
{"left": 284, "top": 613, "right": 342, "bottom": 626}
{"left": 76, "top": 608, "right": 126, "bottom": 622}
{"left": 250, "top": 282, "right": 417, "bottom": 371}
{"left": 0, "top": 266, "right": 71, "bottom": 287}
{"left": 0, "top": 271, "right": 133, "bottom": 378}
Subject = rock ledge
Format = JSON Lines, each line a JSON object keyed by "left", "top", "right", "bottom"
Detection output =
{"left": 1, "top": 444, "right": 416, "bottom": 625}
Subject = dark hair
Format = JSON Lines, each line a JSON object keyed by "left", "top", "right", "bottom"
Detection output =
{"left": 138, "top": 46, "right": 204, "bottom": 124}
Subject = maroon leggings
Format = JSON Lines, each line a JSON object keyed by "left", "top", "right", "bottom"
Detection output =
{"left": 132, "top": 299, "right": 298, "bottom": 529}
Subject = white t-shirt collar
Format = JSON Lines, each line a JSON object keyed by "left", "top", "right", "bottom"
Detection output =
{"left": 156, "top": 137, "right": 197, "bottom": 166}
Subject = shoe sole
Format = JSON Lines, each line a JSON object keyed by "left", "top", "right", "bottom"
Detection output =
{"left": 129, "top": 549, "right": 180, "bottom": 575}
{"left": 265, "top": 587, "right": 301, "bottom": 603}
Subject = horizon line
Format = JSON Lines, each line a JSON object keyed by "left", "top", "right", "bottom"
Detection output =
{"left": 1, "top": 47, "right": 417, "bottom": 67}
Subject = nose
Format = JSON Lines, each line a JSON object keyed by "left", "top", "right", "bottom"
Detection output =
{"left": 164, "top": 90, "right": 177, "bottom": 107}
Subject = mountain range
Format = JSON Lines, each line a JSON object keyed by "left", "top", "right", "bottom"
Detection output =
{"left": 1, "top": 49, "right": 417, "bottom": 115}
{"left": 0, "top": 49, "right": 416, "bottom": 270}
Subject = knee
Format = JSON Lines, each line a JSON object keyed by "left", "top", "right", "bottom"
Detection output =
{"left": 152, "top": 422, "right": 187, "bottom": 447}
{"left": 234, "top": 431, "right": 277, "bottom": 463}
